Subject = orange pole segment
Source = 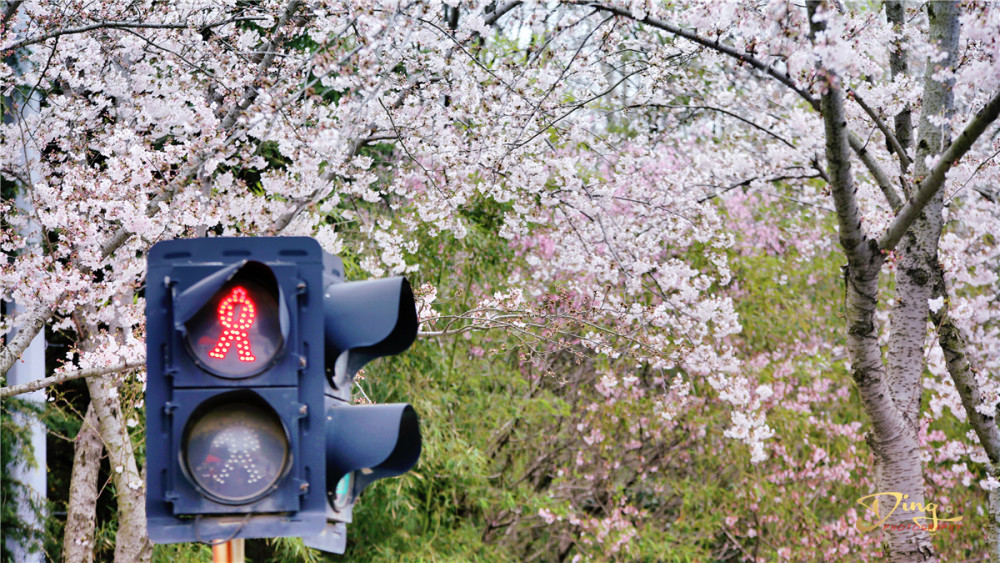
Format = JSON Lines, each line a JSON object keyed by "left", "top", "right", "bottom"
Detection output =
{"left": 211, "top": 541, "right": 229, "bottom": 563}
{"left": 211, "top": 539, "right": 244, "bottom": 563}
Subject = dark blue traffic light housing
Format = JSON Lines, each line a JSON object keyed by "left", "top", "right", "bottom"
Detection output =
{"left": 146, "top": 238, "right": 422, "bottom": 551}
{"left": 145, "top": 238, "right": 326, "bottom": 542}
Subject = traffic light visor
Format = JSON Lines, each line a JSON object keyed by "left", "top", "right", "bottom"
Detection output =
{"left": 323, "top": 276, "right": 417, "bottom": 381}
{"left": 325, "top": 404, "right": 421, "bottom": 489}
{"left": 181, "top": 392, "right": 291, "bottom": 504}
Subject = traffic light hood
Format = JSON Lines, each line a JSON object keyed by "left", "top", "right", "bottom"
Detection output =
{"left": 323, "top": 276, "right": 418, "bottom": 382}
{"left": 173, "top": 259, "right": 290, "bottom": 340}
{"left": 324, "top": 403, "right": 421, "bottom": 494}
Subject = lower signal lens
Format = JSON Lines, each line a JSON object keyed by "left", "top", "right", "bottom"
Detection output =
{"left": 182, "top": 396, "right": 289, "bottom": 503}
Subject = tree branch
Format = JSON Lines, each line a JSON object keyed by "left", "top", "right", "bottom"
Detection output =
{"left": 879, "top": 90, "right": 1000, "bottom": 252}
{"left": 510, "top": 66, "right": 647, "bottom": 150}
{"left": 1, "top": 0, "right": 23, "bottom": 29}
{"left": 485, "top": 1, "right": 524, "bottom": 25}
{"left": 3, "top": 16, "right": 263, "bottom": 52}
{"left": 1, "top": 361, "right": 142, "bottom": 400}
{"left": 930, "top": 270, "right": 1000, "bottom": 464}
{"left": 219, "top": 0, "right": 303, "bottom": 131}
{"left": 696, "top": 171, "right": 825, "bottom": 203}
{"left": 584, "top": 2, "right": 821, "bottom": 111}
{"left": 635, "top": 103, "right": 798, "bottom": 149}
{"left": 817, "top": 82, "right": 866, "bottom": 257}
{"left": 848, "top": 130, "right": 903, "bottom": 212}
{"left": 848, "top": 87, "right": 913, "bottom": 172}
{"left": 0, "top": 305, "right": 54, "bottom": 378}
{"left": 588, "top": 1, "right": 903, "bottom": 213}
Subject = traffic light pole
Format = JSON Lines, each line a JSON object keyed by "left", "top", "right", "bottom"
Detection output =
{"left": 211, "top": 539, "right": 244, "bottom": 563}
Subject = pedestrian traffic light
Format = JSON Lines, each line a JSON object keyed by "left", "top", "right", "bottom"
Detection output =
{"left": 146, "top": 238, "right": 422, "bottom": 550}
{"left": 145, "top": 237, "right": 327, "bottom": 542}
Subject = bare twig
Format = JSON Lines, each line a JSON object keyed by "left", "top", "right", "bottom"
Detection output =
{"left": 584, "top": 1, "right": 820, "bottom": 111}
{"left": 848, "top": 87, "right": 913, "bottom": 171}
{"left": 848, "top": 131, "right": 904, "bottom": 211}
{"left": 634, "top": 103, "right": 798, "bottom": 150}
{"left": 509, "top": 66, "right": 647, "bottom": 150}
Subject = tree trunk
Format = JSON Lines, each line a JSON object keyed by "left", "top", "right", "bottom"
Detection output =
{"left": 807, "top": 1, "right": 939, "bottom": 559}
{"left": 878, "top": 4, "right": 958, "bottom": 557}
{"left": 844, "top": 247, "right": 934, "bottom": 561}
{"left": 885, "top": 0, "right": 912, "bottom": 179}
{"left": 62, "top": 403, "right": 102, "bottom": 563}
{"left": 992, "top": 459, "right": 1000, "bottom": 563}
{"left": 85, "top": 374, "right": 152, "bottom": 563}
{"left": 886, "top": 0, "right": 958, "bottom": 423}
{"left": 73, "top": 306, "right": 151, "bottom": 563}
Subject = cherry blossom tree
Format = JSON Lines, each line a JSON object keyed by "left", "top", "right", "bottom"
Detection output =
{"left": 2, "top": 1, "right": 998, "bottom": 561}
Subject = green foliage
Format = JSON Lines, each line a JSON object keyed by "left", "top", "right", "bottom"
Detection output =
{"left": 152, "top": 541, "right": 213, "bottom": 562}
{"left": 334, "top": 332, "right": 518, "bottom": 561}
{"left": 1, "top": 398, "right": 46, "bottom": 563}
{"left": 38, "top": 390, "right": 85, "bottom": 563}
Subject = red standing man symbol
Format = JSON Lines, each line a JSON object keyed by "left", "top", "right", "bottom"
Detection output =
{"left": 209, "top": 286, "right": 257, "bottom": 362}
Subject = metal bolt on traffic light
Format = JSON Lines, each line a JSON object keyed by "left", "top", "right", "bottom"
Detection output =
{"left": 145, "top": 237, "right": 421, "bottom": 552}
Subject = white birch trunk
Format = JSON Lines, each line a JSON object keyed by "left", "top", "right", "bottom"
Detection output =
{"left": 73, "top": 305, "right": 152, "bottom": 563}
{"left": 808, "top": 1, "right": 938, "bottom": 559}
{"left": 886, "top": 0, "right": 958, "bottom": 423}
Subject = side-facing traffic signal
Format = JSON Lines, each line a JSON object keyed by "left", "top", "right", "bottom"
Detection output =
{"left": 301, "top": 253, "right": 422, "bottom": 554}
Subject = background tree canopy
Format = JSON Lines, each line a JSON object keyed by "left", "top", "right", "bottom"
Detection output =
{"left": 2, "top": 1, "right": 998, "bottom": 561}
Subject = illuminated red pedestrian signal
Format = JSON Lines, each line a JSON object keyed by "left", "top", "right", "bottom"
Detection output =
{"left": 209, "top": 286, "right": 258, "bottom": 362}
{"left": 184, "top": 277, "right": 283, "bottom": 379}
